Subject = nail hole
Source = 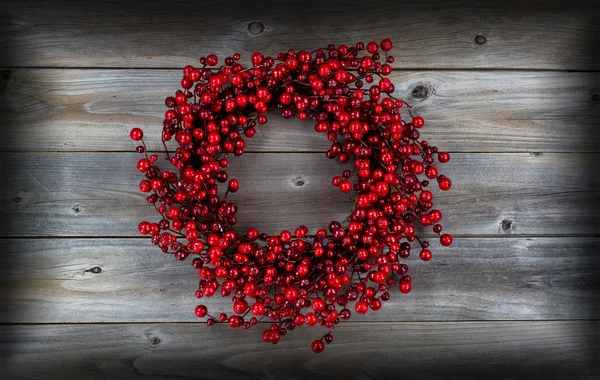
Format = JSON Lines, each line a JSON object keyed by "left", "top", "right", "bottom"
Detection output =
{"left": 248, "top": 22, "right": 265, "bottom": 35}
{"left": 85, "top": 266, "right": 102, "bottom": 274}
{"left": 1, "top": 70, "right": 10, "bottom": 79}
{"left": 151, "top": 337, "right": 161, "bottom": 345}
{"left": 592, "top": 93, "right": 600, "bottom": 103}
{"left": 9, "top": 196, "right": 21, "bottom": 205}
{"left": 501, "top": 219, "right": 513, "bottom": 231}
{"left": 72, "top": 204, "right": 80, "bottom": 213}
{"left": 474, "top": 35, "right": 487, "bottom": 45}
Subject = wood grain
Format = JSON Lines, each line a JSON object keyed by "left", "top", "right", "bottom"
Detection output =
{"left": 1, "top": 0, "right": 599, "bottom": 70}
{"left": 1, "top": 69, "right": 599, "bottom": 153}
{"left": 1, "top": 321, "right": 597, "bottom": 379}
{"left": 0, "top": 237, "right": 597, "bottom": 323}
{"left": 1, "top": 152, "right": 598, "bottom": 237}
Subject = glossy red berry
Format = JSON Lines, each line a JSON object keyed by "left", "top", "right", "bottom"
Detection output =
{"left": 130, "top": 128, "right": 143, "bottom": 141}
{"left": 355, "top": 301, "right": 369, "bottom": 314}
{"left": 311, "top": 340, "right": 325, "bottom": 354}
{"left": 440, "top": 234, "right": 453, "bottom": 246}
{"left": 438, "top": 152, "right": 450, "bottom": 163}
{"left": 206, "top": 54, "right": 218, "bottom": 66}
{"left": 195, "top": 305, "right": 208, "bottom": 318}
{"left": 137, "top": 158, "right": 151, "bottom": 172}
{"left": 380, "top": 38, "right": 393, "bottom": 51}
{"left": 439, "top": 177, "right": 452, "bottom": 191}
{"left": 399, "top": 281, "right": 412, "bottom": 294}
{"left": 412, "top": 116, "right": 425, "bottom": 128}
{"left": 366, "top": 41, "right": 379, "bottom": 54}
{"left": 419, "top": 249, "right": 432, "bottom": 261}
{"left": 339, "top": 180, "right": 352, "bottom": 193}
{"left": 228, "top": 179, "right": 239, "bottom": 192}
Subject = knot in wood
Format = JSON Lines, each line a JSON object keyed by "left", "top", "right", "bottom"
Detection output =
{"left": 411, "top": 84, "right": 429, "bottom": 101}
{"left": 474, "top": 35, "right": 487, "bottom": 45}
{"left": 85, "top": 266, "right": 102, "bottom": 274}
{"left": 501, "top": 219, "right": 514, "bottom": 232}
{"left": 151, "top": 337, "right": 161, "bottom": 345}
{"left": 592, "top": 93, "right": 600, "bottom": 103}
{"left": 248, "top": 22, "right": 265, "bottom": 35}
{"left": 9, "top": 196, "right": 21, "bottom": 205}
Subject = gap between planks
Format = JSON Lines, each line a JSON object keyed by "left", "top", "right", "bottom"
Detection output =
{"left": 1, "top": 319, "right": 598, "bottom": 326}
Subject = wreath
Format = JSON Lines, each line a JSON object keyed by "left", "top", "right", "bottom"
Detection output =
{"left": 130, "top": 39, "right": 452, "bottom": 353}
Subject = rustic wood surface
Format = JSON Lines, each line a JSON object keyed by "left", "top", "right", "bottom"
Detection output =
{"left": 2, "top": 69, "right": 599, "bottom": 153}
{"left": 1, "top": 0, "right": 599, "bottom": 378}
{"left": 1, "top": 321, "right": 598, "bottom": 380}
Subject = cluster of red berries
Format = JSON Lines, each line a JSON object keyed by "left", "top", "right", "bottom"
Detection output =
{"left": 130, "top": 39, "right": 452, "bottom": 353}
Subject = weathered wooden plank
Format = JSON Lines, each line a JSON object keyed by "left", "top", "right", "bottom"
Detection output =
{"left": 1, "top": 0, "right": 598, "bottom": 70}
{"left": 1, "top": 69, "right": 599, "bottom": 153}
{"left": 0, "top": 238, "right": 597, "bottom": 323}
{"left": 0, "top": 69, "right": 600, "bottom": 152}
{"left": 1, "top": 152, "right": 598, "bottom": 237}
{"left": 1, "top": 321, "right": 597, "bottom": 379}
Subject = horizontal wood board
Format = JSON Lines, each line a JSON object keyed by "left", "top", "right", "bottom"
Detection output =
{"left": 1, "top": 0, "right": 599, "bottom": 70}
{"left": 1, "top": 321, "right": 598, "bottom": 379}
{"left": 0, "top": 237, "right": 597, "bottom": 323}
{"left": 1, "top": 69, "right": 599, "bottom": 152}
{"left": 1, "top": 152, "right": 598, "bottom": 237}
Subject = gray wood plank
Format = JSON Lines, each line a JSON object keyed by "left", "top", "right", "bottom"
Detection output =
{"left": 0, "top": 238, "right": 597, "bottom": 323}
{"left": 1, "top": 321, "right": 597, "bottom": 379}
{"left": 2, "top": 69, "right": 599, "bottom": 153}
{"left": 1, "top": 0, "right": 598, "bottom": 70}
{"left": 1, "top": 152, "right": 598, "bottom": 237}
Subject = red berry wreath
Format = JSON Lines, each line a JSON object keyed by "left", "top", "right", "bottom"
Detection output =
{"left": 130, "top": 38, "right": 453, "bottom": 353}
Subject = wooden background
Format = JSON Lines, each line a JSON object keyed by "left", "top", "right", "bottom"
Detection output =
{"left": 1, "top": 0, "right": 599, "bottom": 378}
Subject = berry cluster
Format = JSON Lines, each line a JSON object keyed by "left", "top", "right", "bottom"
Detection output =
{"left": 131, "top": 39, "right": 452, "bottom": 353}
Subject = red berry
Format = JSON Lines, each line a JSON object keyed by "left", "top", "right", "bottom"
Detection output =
{"left": 136, "top": 158, "right": 151, "bottom": 172}
{"left": 380, "top": 38, "right": 393, "bottom": 52}
{"left": 311, "top": 298, "right": 325, "bottom": 312}
{"left": 247, "top": 228, "right": 259, "bottom": 240}
{"left": 439, "top": 177, "right": 452, "bottom": 191}
{"left": 251, "top": 52, "right": 264, "bottom": 66}
{"left": 438, "top": 152, "right": 450, "bottom": 163}
{"left": 370, "top": 299, "right": 382, "bottom": 311}
{"left": 366, "top": 41, "right": 379, "bottom": 54}
{"left": 195, "top": 305, "right": 208, "bottom": 318}
{"left": 311, "top": 340, "right": 325, "bottom": 354}
{"left": 294, "top": 226, "right": 308, "bottom": 238}
{"left": 355, "top": 301, "right": 369, "bottom": 314}
{"left": 206, "top": 54, "right": 218, "bottom": 66}
{"left": 130, "top": 128, "right": 143, "bottom": 141}
{"left": 228, "top": 179, "right": 239, "bottom": 192}
{"left": 412, "top": 116, "right": 424, "bottom": 128}
{"left": 419, "top": 249, "right": 432, "bottom": 261}
{"left": 305, "top": 312, "right": 318, "bottom": 326}
{"left": 339, "top": 180, "right": 352, "bottom": 193}
{"left": 399, "top": 281, "right": 412, "bottom": 294}
{"left": 233, "top": 301, "right": 248, "bottom": 314}
{"left": 440, "top": 234, "right": 453, "bottom": 246}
